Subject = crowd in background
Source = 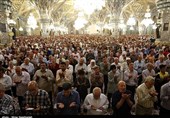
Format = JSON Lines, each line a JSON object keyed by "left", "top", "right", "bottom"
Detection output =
{"left": 0, "top": 34, "right": 170, "bottom": 116}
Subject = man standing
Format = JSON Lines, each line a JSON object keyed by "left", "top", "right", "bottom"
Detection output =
{"left": 23, "top": 81, "right": 51, "bottom": 115}
{"left": 55, "top": 82, "right": 80, "bottom": 115}
{"left": 112, "top": 80, "right": 134, "bottom": 117}
{"left": 0, "top": 83, "right": 14, "bottom": 115}
{"left": 160, "top": 76, "right": 170, "bottom": 115}
{"left": 135, "top": 76, "right": 158, "bottom": 115}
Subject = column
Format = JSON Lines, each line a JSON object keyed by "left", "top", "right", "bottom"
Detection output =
{"left": 39, "top": 10, "right": 51, "bottom": 37}
{"left": 159, "top": 11, "right": 170, "bottom": 41}
{"left": 0, "top": 0, "right": 12, "bottom": 46}
{"left": 157, "top": 0, "right": 170, "bottom": 42}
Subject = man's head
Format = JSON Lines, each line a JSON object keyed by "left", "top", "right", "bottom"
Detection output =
{"left": 93, "top": 65, "right": 100, "bottom": 75}
{"left": 40, "top": 62, "right": 47, "bottom": 71}
{"left": 15, "top": 66, "right": 22, "bottom": 76}
{"left": 79, "top": 58, "right": 84, "bottom": 65}
{"left": 0, "top": 83, "right": 5, "bottom": 99}
{"left": 0, "top": 68, "right": 5, "bottom": 78}
{"left": 144, "top": 76, "right": 155, "bottom": 89}
{"left": 147, "top": 63, "right": 154, "bottom": 71}
{"left": 110, "top": 64, "right": 116, "bottom": 72}
{"left": 62, "top": 83, "right": 72, "bottom": 97}
{"left": 93, "top": 87, "right": 101, "bottom": 100}
{"left": 28, "top": 81, "right": 38, "bottom": 96}
{"left": 24, "top": 57, "right": 30, "bottom": 65}
{"left": 117, "top": 80, "right": 126, "bottom": 93}
{"left": 59, "top": 62, "right": 67, "bottom": 71}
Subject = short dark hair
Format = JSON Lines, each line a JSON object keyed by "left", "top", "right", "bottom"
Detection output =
{"left": 160, "top": 64, "right": 166, "bottom": 70}
{"left": 110, "top": 64, "right": 116, "bottom": 71}
{"left": 62, "top": 83, "right": 72, "bottom": 90}
{"left": 60, "top": 62, "right": 66, "bottom": 65}
{"left": 78, "top": 69, "right": 85, "bottom": 75}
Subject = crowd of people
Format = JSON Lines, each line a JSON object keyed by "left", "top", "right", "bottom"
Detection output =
{"left": 0, "top": 34, "right": 170, "bottom": 116}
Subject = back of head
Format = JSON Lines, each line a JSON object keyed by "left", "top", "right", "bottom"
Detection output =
{"left": 144, "top": 76, "right": 155, "bottom": 83}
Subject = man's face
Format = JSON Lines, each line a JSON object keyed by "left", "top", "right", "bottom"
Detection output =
{"left": 40, "top": 63, "right": 46, "bottom": 70}
{"left": 60, "top": 64, "right": 66, "bottom": 71}
{"left": 63, "top": 89, "right": 71, "bottom": 97}
{"left": 93, "top": 91, "right": 101, "bottom": 100}
{"left": 0, "top": 90, "right": 4, "bottom": 99}
{"left": 28, "top": 85, "right": 38, "bottom": 96}
{"left": 118, "top": 82, "right": 126, "bottom": 93}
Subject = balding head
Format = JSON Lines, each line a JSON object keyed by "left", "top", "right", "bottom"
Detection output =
{"left": 28, "top": 81, "right": 38, "bottom": 96}
{"left": 93, "top": 87, "right": 101, "bottom": 100}
{"left": 15, "top": 66, "right": 22, "bottom": 76}
{"left": 117, "top": 80, "right": 126, "bottom": 93}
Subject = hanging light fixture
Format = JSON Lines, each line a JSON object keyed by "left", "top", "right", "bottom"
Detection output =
{"left": 27, "top": 13, "right": 38, "bottom": 29}
{"left": 141, "top": 6, "right": 154, "bottom": 27}
{"left": 127, "top": 15, "right": 136, "bottom": 26}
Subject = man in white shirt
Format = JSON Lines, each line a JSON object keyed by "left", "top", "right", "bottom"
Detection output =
{"left": 83, "top": 87, "right": 109, "bottom": 115}
{"left": 56, "top": 62, "right": 73, "bottom": 92}
{"left": 142, "top": 63, "right": 156, "bottom": 83}
{"left": 21, "top": 57, "right": 35, "bottom": 79}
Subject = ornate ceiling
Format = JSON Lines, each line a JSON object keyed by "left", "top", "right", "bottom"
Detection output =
{"left": 11, "top": 0, "right": 157, "bottom": 28}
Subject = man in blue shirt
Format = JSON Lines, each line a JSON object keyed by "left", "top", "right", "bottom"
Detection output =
{"left": 55, "top": 82, "right": 80, "bottom": 115}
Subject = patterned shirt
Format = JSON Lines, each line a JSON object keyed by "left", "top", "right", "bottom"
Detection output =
{"left": 23, "top": 89, "right": 51, "bottom": 115}
{"left": 0, "top": 94, "right": 14, "bottom": 115}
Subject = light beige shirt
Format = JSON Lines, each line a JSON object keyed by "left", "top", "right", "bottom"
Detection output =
{"left": 33, "top": 69, "right": 54, "bottom": 92}
{"left": 56, "top": 69, "right": 72, "bottom": 87}
{"left": 136, "top": 83, "right": 157, "bottom": 108}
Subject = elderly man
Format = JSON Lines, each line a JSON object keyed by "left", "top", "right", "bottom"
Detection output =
{"left": 135, "top": 76, "right": 158, "bottom": 115}
{"left": 0, "top": 83, "right": 14, "bottom": 115}
{"left": 83, "top": 87, "right": 109, "bottom": 115}
{"left": 21, "top": 57, "right": 35, "bottom": 80}
{"left": 112, "top": 80, "right": 134, "bottom": 117}
{"left": 12, "top": 66, "right": 30, "bottom": 114}
{"left": 54, "top": 82, "right": 80, "bottom": 115}
{"left": 23, "top": 81, "right": 51, "bottom": 115}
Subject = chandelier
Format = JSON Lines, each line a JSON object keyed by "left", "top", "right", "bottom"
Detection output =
{"left": 74, "top": 0, "right": 105, "bottom": 15}
{"left": 141, "top": 6, "right": 154, "bottom": 27}
{"left": 27, "top": 13, "right": 38, "bottom": 29}
{"left": 74, "top": 12, "right": 88, "bottom": 30}
{"left": 127, "top": 15, "right": 136, "bottom": 30}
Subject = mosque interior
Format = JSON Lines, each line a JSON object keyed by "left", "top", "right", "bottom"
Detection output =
{"left": 0, "top": 0, "right": 170, "bottom": 45}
